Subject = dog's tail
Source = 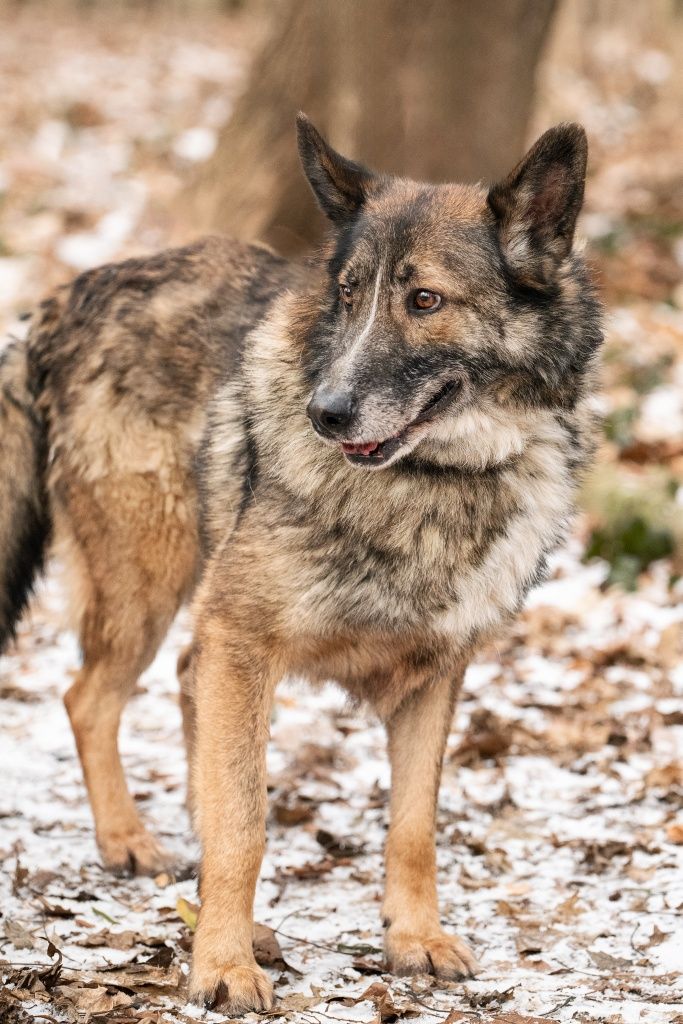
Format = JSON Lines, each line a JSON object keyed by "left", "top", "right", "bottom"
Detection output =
{"left": 0, "top": 336, "right": 51, "bottom": 651}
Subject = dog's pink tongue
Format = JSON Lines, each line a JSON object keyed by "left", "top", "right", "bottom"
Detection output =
{"left": 341, "top": 441, "right": 379, "bottom": 456}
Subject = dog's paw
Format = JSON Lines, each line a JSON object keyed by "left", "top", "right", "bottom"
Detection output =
{"left": 385, "top": 927, "right": 479, "bottom": 980}
{"left": 97, "top": 827, "right": 181, "bottom": 877}
{"left": 188, "top": 960, "right": 274, "bottom": 1015}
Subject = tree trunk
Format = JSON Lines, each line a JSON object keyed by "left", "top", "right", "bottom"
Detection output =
{"left": 184, "top": 0, "right": 559, "bottom": 256}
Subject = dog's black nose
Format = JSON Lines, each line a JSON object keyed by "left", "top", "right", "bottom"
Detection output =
{"left": 307, "top": 388, "right": 356, "bottom": 437}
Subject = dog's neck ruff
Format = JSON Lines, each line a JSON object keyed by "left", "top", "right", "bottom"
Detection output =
{"left": 200, "top": 293, "right": 586, "bottom": 663}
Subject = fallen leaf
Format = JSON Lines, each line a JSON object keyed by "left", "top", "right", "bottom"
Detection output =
{"left": 589, "top": 950, "right": 632, "bottom": 970}
{"left": 25, "top": 870, "right": 59, "bottom": 890}
{"left": 0, "top": 684, "right": 41, "bottom": 703}
{"left": 316, "top": 828, "right": 365, "bottom": 858}
{"left": 355, "top": 981, "right": 420, "bottom": 1022}
{"left": 176, "top": 897, "right": 198, "bottom": 931}
{"left": 515, "top": 930, "right": 545, "bottom": 955}
{"left": 646, "top": 762, "right": 683, "bottom": 788}
{"left": 273, "top": 798, "right": 315, "bottom": 826}
{"left": 74, "top": 962, "right": 181, "bottom": 990}
{"left": 12, "top": 860, "right": 28, "bottom": 896}
{"left": 76, "top": 928, "right": 164, "bottom": 950}
{"left": 253, "top": 923, "right": 285, "bottom": 967}
{"left": 4, "top": 941, "right": 63, "bottom": 992}
{"left": 275, "top": 991, "right": 321, "bottom": 1013}
{"left": 351, "top": 955, "right": 385, "bottom": 974}
{"left": 0, "top": 993, "right": 36, "bottom": 1024}
{"left": 555, "top": 892, "right": 583, "bottom": 920}
{"left": 55, "top": 984, "right": 133, "bottom": 1014}
{"left": 142, "top": 945, "right": 174, "bottom": 968}
{"left": 285, "top": 857, "right": 337, "bottom": 878}
{"left": 452, "top": 708, "right": 512, "bottom": 764}
{"left": 34, "top": 895, "right": 75, "bottom": 919}
{"left": 4, "top": 920, "right": 34, "bottom": 950}
{"left": 646, "top": 925, "right": 672, "bottom": 946}
{"left": 666, "top": 821, "right": 683, "bottom": 844}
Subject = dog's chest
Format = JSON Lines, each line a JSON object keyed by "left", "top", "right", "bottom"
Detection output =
{"left": 281, "top": 452, "right": 571, "bottom": 648}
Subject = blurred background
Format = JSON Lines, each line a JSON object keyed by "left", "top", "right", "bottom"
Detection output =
{"left": 0, "top": 0, "right": 681, "bottom": 586}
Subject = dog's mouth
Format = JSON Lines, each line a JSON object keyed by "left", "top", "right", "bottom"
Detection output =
{"left": 340, "top": 378, "right": 462, "bottom": 467}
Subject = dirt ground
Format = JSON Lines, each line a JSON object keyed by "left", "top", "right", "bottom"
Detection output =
{"left": 1, "top": 4, "right": 682, "bottom": 1023}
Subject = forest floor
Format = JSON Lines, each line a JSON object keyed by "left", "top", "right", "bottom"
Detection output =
{"left": 1, "top": 5, "right": 682, "bottom": 1024}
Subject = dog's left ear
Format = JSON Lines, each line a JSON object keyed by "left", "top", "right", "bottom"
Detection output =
{"left": 488, "top": 123, "right": 587, "bottom": 289}
{"left": 297, "top": 112, "right": 377, "bottom": 224}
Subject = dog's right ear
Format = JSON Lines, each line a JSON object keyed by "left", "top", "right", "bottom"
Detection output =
{"left": 296, "top": 113, "right": 377, "bottom": 224}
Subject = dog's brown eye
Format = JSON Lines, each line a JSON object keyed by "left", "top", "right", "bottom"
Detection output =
{"left": 411, "top": 289, "right": 442, "bottom": 313}
{"left": 340, "top": 284, "right": 353, "bottom": 306}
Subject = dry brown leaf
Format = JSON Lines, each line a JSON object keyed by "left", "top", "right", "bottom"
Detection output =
{"left": 496, "top": 899, "right": 520, "bottom": 918}
{"left": 285, "top": 856, "right": 338, "bottom": 878}
{"left": 658, "top": 622, "right": 683, "bottom": 666}
{"left": 4, "top": 942, "right": 63, "bottom": 993}
{"left": 275, "top": 991, "right": 322, "bottom": 1013}
{"left": 4, "top": 920, "right": 34, "bottom": 950}
{"left": 73, "top": 963, "right": 182, "bottom": 990}
{"left": 666, "top": 821, "right": 683, "bottom": 844}
{"left": 0, "top": 684, "right": 41, "bottom": 703}
{"left": 316, "top": 828, "right": 365, "bottom": 858}
{"left": 25, "top": 870, "right": 60, "bottom": 890}
{"left": 646, "top": 924, "right": 672, "bottom": 946}
{"left": 253, "top": 923, "right": 285, "bottom": 967}
{"left": 589, "top": 950, "right": 632, "bottom": 970}
{"left": 555, "top": 892, "right": 583, "bottom": 920}
{"left": 351, "top": 955, "right": 385, "bottom": 974}
{"left": 515, "top": 930, "right": 545, "bottom": 955}
{"left": 452, "top": 708, "right": 512, "bottom": 764}
{"left": 646, "top": 762, "right": 683, "bottom": 788}
{"left": 273, "top": 798, "right": 315, "bottom": 826}
{"left": 55, "top": 984, "right": 133, "bottom": 1014}
{"left": 75, "top": 928, "right": 163, "bottom": 950}
{"left": 355, "top": 981, "right": 420, "bottom": 1022}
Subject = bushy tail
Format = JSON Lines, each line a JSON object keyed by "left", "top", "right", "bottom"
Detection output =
{"left": 0, "top": 339, "right": 50, "bottom": 651}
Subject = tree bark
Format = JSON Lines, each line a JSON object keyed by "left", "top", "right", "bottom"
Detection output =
{"left": 184, "top": 0, "right": 559, "bottom": 256}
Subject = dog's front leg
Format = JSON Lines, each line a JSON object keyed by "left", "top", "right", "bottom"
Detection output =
{"left": 383, "top": 672, "right": 480, "bottom": 980}
{"left": 188, "top": 610, "right": 277, "bottom": 1015}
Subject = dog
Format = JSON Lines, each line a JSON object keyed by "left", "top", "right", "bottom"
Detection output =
{"left": 0, "top": 115, "right": 602, "bottom": 1014}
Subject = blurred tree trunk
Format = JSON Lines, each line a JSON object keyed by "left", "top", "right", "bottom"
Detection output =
{"left": 184, "top": 0, "right": 558, "bottom": 255}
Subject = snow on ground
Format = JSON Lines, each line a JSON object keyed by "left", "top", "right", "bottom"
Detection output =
{"left": 1, "top": 4, "right": 682, "bottom": 1023}
{"left": 1, "top": 543, "right": 682, "bottom": 1023}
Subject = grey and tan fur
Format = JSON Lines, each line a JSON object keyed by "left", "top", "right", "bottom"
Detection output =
{"left": 0, "top": 117, "right": 602, "bottom": 1015}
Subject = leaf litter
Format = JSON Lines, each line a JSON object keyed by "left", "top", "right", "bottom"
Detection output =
{"left": 1, "top": 4, "right": 683, "bottom": 1024}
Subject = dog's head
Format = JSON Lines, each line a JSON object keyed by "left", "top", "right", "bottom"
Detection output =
{"left": 297, "top": 114, "right": 601, "bottom": 471}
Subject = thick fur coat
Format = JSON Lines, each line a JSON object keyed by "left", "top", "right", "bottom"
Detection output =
{"left": 0, "top": 118, "right": 602, "bottom": 1014}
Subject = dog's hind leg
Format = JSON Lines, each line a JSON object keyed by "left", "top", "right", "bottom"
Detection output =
{"left": 59, "top": 473, "right": 198, "bottom": 876}
{"left": 382, "top": 670, "right": 480, "bottom": 980}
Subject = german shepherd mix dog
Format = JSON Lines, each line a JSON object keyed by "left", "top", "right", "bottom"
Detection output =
{"left": 0, "top": 116, "right": 601, "bottom": 1013}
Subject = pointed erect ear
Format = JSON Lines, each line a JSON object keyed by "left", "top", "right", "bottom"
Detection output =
{"left": 296, "top": 112, "right": 377, "bottom": 224}
{"left": 488, "top": 123, "right": 588, "bottom": 289}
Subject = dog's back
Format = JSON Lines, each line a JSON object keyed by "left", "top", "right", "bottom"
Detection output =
{"left": 30, "top": 234, "right": 296, "bottom": 476}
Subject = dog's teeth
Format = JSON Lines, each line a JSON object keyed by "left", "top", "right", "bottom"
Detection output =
{"left": 342, "top": 441, "right": 380, "bottom": 456}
